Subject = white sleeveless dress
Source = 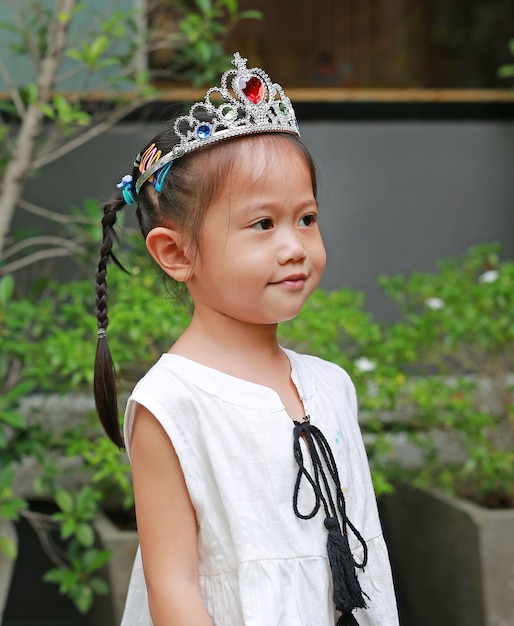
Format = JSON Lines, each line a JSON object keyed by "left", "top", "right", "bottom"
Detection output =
{"left": 121, "top": 349, "right": 399, "bottom": 625}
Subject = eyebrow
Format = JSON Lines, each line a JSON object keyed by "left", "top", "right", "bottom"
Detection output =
{"left": 242, "top": 199, "right": 318, "bottom": 217}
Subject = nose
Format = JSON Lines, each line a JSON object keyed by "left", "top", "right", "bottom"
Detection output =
{"left": 277, "top": 228, "right": 307, "bottom": 265}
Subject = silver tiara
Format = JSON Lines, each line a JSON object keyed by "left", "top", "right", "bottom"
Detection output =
{"left": 135, "top": 52, "right": 300, "bottom": 193}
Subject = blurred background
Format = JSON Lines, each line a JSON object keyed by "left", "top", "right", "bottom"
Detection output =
{"left": 1, "top": 1, "right": 514, "bottom": 624}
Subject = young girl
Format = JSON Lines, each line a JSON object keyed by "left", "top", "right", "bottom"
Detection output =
{"left": 94, "top": 53, "right": 398, "bottom": 626}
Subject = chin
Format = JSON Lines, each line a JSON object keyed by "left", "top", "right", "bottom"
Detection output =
{"left": 278, "top": 309, "right": 304, "bottom": 323}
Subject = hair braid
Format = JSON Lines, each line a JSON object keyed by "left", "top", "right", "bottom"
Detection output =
{"left": 94, "top": 197, "right": 128, "bottom": 447}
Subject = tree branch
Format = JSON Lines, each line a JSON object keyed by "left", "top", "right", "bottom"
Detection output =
{"left": 33, "top": 93, "right": 156, "bottom": 169}
{"left": 17, "top": 197, "right": 96, "bottom": 224}
{"left": 0, "top": 247, "right": 78, "bottom": 275}
{"left": 0, "top": 0, "right": 77, "bottom": 254}
{"left": 2, "top": 235, "right": 86, "bottom": 260}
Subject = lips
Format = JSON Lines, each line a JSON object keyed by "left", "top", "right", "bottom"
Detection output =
{"left": 271, "top": 273, "right": 307, "bottom": 286}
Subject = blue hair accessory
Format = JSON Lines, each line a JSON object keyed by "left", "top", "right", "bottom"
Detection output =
{"left": 153, "top": 162, "right": 173, "bottom": 192}
{"left": 117, "top": 174, "right": 136, "bottom": 205}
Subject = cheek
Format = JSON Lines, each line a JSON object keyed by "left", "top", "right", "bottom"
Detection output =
{"left": 313, "top": 237, "right": 327, "bottom": 272}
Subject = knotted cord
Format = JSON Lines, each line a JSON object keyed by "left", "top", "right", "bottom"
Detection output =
{"left": 293, "top": 416, "right": 368, "bottom": 626}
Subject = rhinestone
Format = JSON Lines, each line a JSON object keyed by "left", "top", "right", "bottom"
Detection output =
{"left": 196, "top": 124, "right": 211, "bottom": 140}
{"left": 279, "top": 102, "right": 288, "bottom": 115}
{"left": 239, "top": 76, "right": 264, "bottom": 104}
{"left": 221, "top": 105, "right": 236, "bottom": 120}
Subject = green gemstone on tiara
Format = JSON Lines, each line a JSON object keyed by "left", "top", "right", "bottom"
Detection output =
{"left": 221, "top": 105, "right": 236, "bottom": 120}
{"left": 279, "top": 102, "right": 288, "bottom": 115}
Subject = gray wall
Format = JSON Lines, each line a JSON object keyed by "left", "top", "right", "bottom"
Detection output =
{"left": 301, "top": 121, "right": 514, "bottom": 317}
{"left": 18, "top": 119, "right": 514, "bottom": 318}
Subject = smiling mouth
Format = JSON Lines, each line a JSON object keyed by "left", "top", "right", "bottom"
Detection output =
{"left": 271, "top": 274, "right": 308, "bottom": 288}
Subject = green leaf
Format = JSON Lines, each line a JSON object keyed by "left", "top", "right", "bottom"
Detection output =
{"left": 239, "top": 10, "right": 263, "bottom": 20}
{"left": 89, "top": 577, "right": 109, "bottom": 594}
{"left": 55, "top": 490, "right": 74, "bottom": 514}
{"left": 194, "top": 0, "right": 212, "bottom": 14}
{"left": 0, "top": 100, "right": 18, "bottom": 117}
{"left": 41, "top": 104, "right": 56, "bottom": 119}
{"left": 75, "top": 586, "right": 94, "bottom": 614}
{"left": 57, "top": 12, "right": 71, "bottom": 24}
{"left": 83, "top": 548, "right": 112, "bottom": 573}
{"left": 0, "top": 410, "right": 26, "bottom": 428}
{"left": 66, "top": 49, "right": 84, "bottom": 62}
{"left": 61, "top": 518, "right": 77, "bottom": 540}
{"left": 89, "top": 35, "right": 109, "bottom": 62}
{"left": 497, "top": 64, "right": 514, "bottom": 79}
{"left": 0, "top": 275, "right": 14, "bottom": 307}
{"left": 76, "top": 523, "right": 95, "bottom": 547}
{"left": 42, "top": 567, "right": 64, "bottom": 584}
{"left": 2, "top": 380, "right": 36, "bottom": 403}
{"left": 195, "top": 40, "right": 212, "bottom": 64}
{"left": 0, "top": 535, "right": 18, "bottom": 560}
{"left": 222, "top": 0, "right": 237, "bottom": 15}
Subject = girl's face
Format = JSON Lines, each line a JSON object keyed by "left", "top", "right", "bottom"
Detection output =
{"left": 185, "top": 138, "right": 326, "bottom": 327}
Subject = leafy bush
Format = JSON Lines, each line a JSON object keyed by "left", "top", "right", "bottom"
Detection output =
{"left": 379, "top": 243, "right": 514, "bottom": 507}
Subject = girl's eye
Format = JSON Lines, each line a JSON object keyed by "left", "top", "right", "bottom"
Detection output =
{"left": 252, "top": 218, "right": 274, "bottom": 231}
{"left": 299, "top": 214, "right": 317, "bottom": 227}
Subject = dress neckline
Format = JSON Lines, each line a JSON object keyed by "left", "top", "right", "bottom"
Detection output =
{"left": 155, "top": 349, "right": 316, "bottom": 415}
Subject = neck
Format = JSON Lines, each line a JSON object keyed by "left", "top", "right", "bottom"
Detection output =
{"left": 171, "top": 307, "right": 302, "bottom": 411}
{"left": 170, "top": 308, "right": 284, "bottom": 371}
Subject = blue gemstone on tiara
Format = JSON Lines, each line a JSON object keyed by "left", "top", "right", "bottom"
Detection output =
{"left": 197, "top": 124, "right": 212, "bottom": 140}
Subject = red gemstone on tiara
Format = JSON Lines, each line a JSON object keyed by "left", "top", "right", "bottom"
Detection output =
{"left": 239, "top": 76, "right": 264, "bottom": 104}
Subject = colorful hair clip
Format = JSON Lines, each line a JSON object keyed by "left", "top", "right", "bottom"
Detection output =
{"left": 139, "top": 143, "right": 163, "bottom": 185}
{"left": 117, "top": 174, "right": 133, "bottom": 189}
{"left": 122, "top": 188, "right": 136, "bottom": 205}
{"left": 117, "top": 174, "right": 136, "bottom": 205}
{"left": 153, "top": 162, "right": 173, "bottom": 192}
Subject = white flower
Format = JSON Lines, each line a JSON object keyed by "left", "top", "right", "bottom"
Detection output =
{"left": 354, "top": 357, "right": 376, "bottom": 373}
{"left": 425, "top": 297, "right": 444, "bottom": 310}
{"left": 478, "top": 270, "right": 499, "bottom": 284}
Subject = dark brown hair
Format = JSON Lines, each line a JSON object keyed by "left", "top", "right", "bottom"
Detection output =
{"left": 94, "top": 124, "right": 318, "bottom": 446}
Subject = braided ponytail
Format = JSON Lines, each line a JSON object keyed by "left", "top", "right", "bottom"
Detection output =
{"left": 94, "top": 196, "right": 129, "bottom": 447}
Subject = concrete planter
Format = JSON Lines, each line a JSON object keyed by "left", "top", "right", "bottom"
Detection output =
{"left": 380, "top": 484, "right": 514, "bottom": 626}
{"left": 89, "top": 514, "right": 139, "bottom": 625}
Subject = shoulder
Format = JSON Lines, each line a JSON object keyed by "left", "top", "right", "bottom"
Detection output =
{"left": 123, "top": 355, "right": 200, "bottom": 457}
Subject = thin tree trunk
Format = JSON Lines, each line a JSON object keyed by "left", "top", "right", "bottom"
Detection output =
{"left": 0, "top": 0, "right": 77, "bottom": 257}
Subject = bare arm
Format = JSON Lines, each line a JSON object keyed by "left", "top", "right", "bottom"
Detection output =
{"left": 129, "top": 404, "right": 213, "bottom": 626}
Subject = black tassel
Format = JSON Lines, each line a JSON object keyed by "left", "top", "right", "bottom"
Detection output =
{"left": 336, "top": 612, "right": 360, "bottom": 626}
{"left": 292, "top": 419, "right": 369, "bottom": 625}
{"left": 325, "top": 516, "right": 367, "bottom": 622}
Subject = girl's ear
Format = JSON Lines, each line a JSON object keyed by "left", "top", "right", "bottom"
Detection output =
{"left": 145, "top": 227, "right": 193, "bottom": 283}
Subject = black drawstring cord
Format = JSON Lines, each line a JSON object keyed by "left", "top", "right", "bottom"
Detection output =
{"left": 293, "top": 416, "right": 368, "bottom": 626}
